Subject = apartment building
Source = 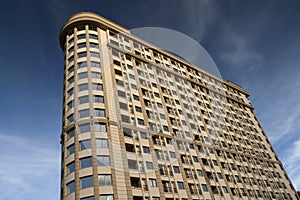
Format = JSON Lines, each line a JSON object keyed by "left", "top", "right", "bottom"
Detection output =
{"left": 59, "top": 12, "right": 299, "bottom": 200}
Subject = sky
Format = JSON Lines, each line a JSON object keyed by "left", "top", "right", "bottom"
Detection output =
{"left": 0, "top": 0, "right": 299, "bottom": 199}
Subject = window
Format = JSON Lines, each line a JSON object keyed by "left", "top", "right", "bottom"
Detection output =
{"left": 90, "top": 42, "right": 99, "bottom": 49}
{"left": 68, "top": 65, "right": 74, "bottom": 73}
{"left": 173, "top": 166, "right": 180, "bottom": 173}
{"left": 217, "top": 172, "right": 223, "bottom": 179}
{"left": 98, "top": 174, "right": 112, "bottom": 186}
{"left": 197, "top": 170, "right": 203, "bottom": 176}
{"left": 177, "top": 182, "right": 184, "bottom": 189}
{"left": 77, "top": 42, "right": 86, "bottom": 49}
{"left": 78, "top": 52, "right": 87, "bottom": 58}
{"left": 92, "top": 83, "right": 103, "bottom": 90}
{"left": 67, "top": 88, "right": 74, "bottom": 97}
{"left": 222, "top": 186, "right": 228, "bottom": 193}
{"left": 131, "top": 84, "right": 137, "bottom": 90}
{"left": 94, "top": 109, "right": 105, "bottom": 117}
{"left": 169, "top": 151, "right": 176, "bottom": 158}
{"left": 78, "top": 83, "right": 89, "bottom": 91}
{"left": 192, "top": 156, "right": 199, "bottom": 162}
{"left": 79, "top": 96, "right": 89, "bottom": 104}
{"left": 137, "top": 118, "right": 144, "bottom": 126}
{"left": 143, "top": 146, "right": 150, "bottom": 154}
{"left": 146, "top": 161, "right": 153, "bottom": 170}
{"left": 152, "top": 197, "right": 159, "bottom": 200}
{"left": 91, "top": 61, "right": 100, "bottom": 68}
{"left": 99, "top": 195, "right": 113, "bottom": 200}
{"left": 163, "top": 126, "right": 169, "bottom": 132}
{"left": 135, "top": 106, "right": 142, "bottom": 112}
{"left": 68, "top": 55, "right": 74, "bottom": 63}
{"left": 79, "top": 109, "right": 90, "bottom": 118}
{"left": 89, "top": 34, "right": 98, "bottom": 40}
{"left": 95, "top": 122, "right": 106, "bottom": 132}
{"left": 80, "top": 157, "right": 92, "bottom": 169}
{"left": 78, "top": 72, "right": 88, "bottom": 80}
{"left": 78, "top": 34, "right": 86, "bottom": 40}
{"left": 78, "top": 61, "right": 87, "bottom": 68}
{"left": 129, "top": 74, "right": 135, "bottom": 79}
{"left": 93, "top": 95, "right": 104, "bottom": 103}
{"left": 67, "top": 162, "right": 75, "bottom": 174}
{"left": 159, "top": 113, "right": 165, "bottom": 119}
{"left": 149, "top": 179, "right": 157, "bottom": 187}
{"left": 67, "top": 181, "right": 75, "bottom": 194}
{"left": 67, "top": 128, "right": 75, "bottom": 139}
{"left": 128, "top": 159, "right": 138, "bottom": 169}
{"left": 133, "top": 95, "right": 139, "bottom": 101}
{"left": 91, "top": 72, "right": 101, "bottom": 79}
{"left": 67, "top": 144, "right": 75, "bottom": 156}
{"left": 80, "top": 140, "right": 92, "bottom": 150}
{"left": 98, "top": 156, "right": 110, "bottom": 166}
{"left": 68, "top": 76, "right": 74, "bottom": 84}
{"left": 80, "top": 197, "right": 94, "bottom": 200}
{"left": 79, "top": 123, "right": 90, "bottom": 134}
{"left": 96, "top": 139, "right": 108, "bottom": 148}
{"left": 80, "top": 175, "right": 94, "bottom": 189}
{"left": 90, "top": 51, "right": 100, "bottom": 58}
{"left": 68, "top": 37, "right": 74, "bottom": 44}
{"left": 201, "top": 184, "right": 208, "bottom": 192}
{"left": 140, "top": 132, "right": 147, "bottom": 139}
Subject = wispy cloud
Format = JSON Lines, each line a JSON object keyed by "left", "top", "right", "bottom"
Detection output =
{"left": 0, "top": 134, "right": 60, "bottom": 200}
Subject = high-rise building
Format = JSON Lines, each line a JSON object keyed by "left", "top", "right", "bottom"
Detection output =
{"left": 59, "top": 12, "right": 299, "bottom": 200}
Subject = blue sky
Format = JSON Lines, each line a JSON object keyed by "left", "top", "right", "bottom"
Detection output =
{"left": 0, "top": 0, "right": 299, "bottom": 199}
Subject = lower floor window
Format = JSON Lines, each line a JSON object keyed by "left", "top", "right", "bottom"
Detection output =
{"left": 100, "top": 195, "right": 113, "bottom": 200}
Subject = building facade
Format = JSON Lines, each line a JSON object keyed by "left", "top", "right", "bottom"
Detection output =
{"left": 59, "top": 12, "right": 299, "bottom": 200}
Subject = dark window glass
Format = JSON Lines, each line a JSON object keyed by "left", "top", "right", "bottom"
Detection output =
{"left": 80, "top": 176, "right": 94, "bottom": 189}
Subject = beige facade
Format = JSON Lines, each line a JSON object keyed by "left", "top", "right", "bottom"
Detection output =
{"left": 59, "top": 12, "right": 299, "bottom": 200}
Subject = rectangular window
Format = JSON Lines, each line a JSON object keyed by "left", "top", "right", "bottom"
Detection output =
{"left": 177, "top": 182, "right": 184, "bottom": 189}
{"left": 68, "top": 65, "right": 74, "bottom": 73}
{"left": 201, "top": 184, "right": 208, "bottom": 192}
{"left": 94, "top": 108, "right": 105, "bottom": 117}
{"left": 173, "top": 166, "right": 180, "bottom": 173}
{"left": 96, "top": 139, "right": 108, "bottom": 148}
{"left": 89, "top": 34, "right": 98, "bottom": 40}
{"left": 77, "top": 42, "right": 86, "bottom": 49}
{"left": 98, "top": 174, "right": 112, "bottom": 186}
{"left": 128, "top": 159, "right": 138, "bottom": 169}
{"left": 80, "top": 157, "right": 92, "bottom": 169}
{"left": 98, "top": 156, "right": 110, "bottom": 166}
{"left": 143, "top": 146, "right": 150, "bottom": 154}
{"left": 68, "top": 76, "right": 74, "bottom": 84}
{"left": 169, "top": 151, "right": 176, "bottom": 158}
{"left": 149, "top": 179, "right": 157, "bottom": 187}
{"left": 94, "top": 122, "right": 106, "bottom": 132}
{"left": 80, "top": 140, "right": 92, "bottom": 150}
{"left": 90, "top": 42, "right": 99, "bottom": 49}
{"left": 67, "top": 88, "right": 74, "bottom": 97}
{"left": 80, "top": 197, "right": 94, "bottom": 200}
{"left": 133, "top": 95, "right": 139, "bottom": 101}
{"left": 99, "top": 195, "right": 113, "bottom": 200}
{"left": 146, "top": 161, "right": 153, "bottom": 170}
{"left": 135, "top": 106, "right": 142, "bottom": 112}
{"left": 80, "top": 175, "right": 94, "bottom": 189}
{"left": 78, "top": 34, "right": 86, "bottom": 40}
{"left": 140, "top": 132, "right": 147, "bottom": 139}
{"left": 90, "top": 51, "right": 100, "bottom": 58}
{"left": 67, "top": 101, "right": 73, "bottom": 110}
{"left": 137, "top": 118, "right": 145, "bottom": 126}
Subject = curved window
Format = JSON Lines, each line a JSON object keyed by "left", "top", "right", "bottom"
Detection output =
{"left": 78, "top": 83, "right": 88, "bottom": 91}
{"left": 67, "top": 114, "right": 74, "bottom": 123}
{"left": 67, "top": 162, "right": 75, "bottom": 174}
{"left": 67, "top": 144, "right": 75, "bottom": 156}
{"left": 68, "top": 65, "right": 74, "bottom": 73}
{"left": 78, "top": 42, "right": 86, "bottom": 49}
{"left": 79, "top": 96, "right": 89, "bottom": 104}
{"left": 80, "top": 175, "right": 94, "bottom": 189}
{"left": 90, "top": 42, "right": 99, "bottom": 49}
{"left": 68, "top": 46, "right": 74, "bottom": 53}
{"left": 67, "top": 181, "right": 75, "bottom": 194}
{"left": 68, "top": 55, "right": 74, "bottom": 63}
{"left": 94, "top": 109, "right": 105, "bottom": 117}
{"left": 95, "top": 122, "right": 106, "bottom": 132}
{"left": 78, "top": 72, "right": 88, "bottom": 80}
{"left": 93, "top": 95, "right": 104, "bottom": 103}
{"left": 98, "top": 174, "right": 111, "bottom": 186}
{"left": 80, "top": 140, "right": 92, "bottom": 150}
{"left": 92, "top": 83, "right": 103, "bottom": 91}
{"left": 80, "top": 157, "right": 92, "bottom": 169}
{"left": 79, "top": 123, "right": 90, "bottom": 134}
{"left": 90, "top": 52, "right": 100, "bottom": 58}
{"left": 79, "top": 109, "right": 90, "bottom": 118}
{"left": 78, "top": 61, "right": 87, "bottom": 68}
{"left": 67, "top": 128, "right": 75, "bottom": 139}
{"left": 68, "top": 37, "right": 74, "bottom": 44}
{"left": 68, "top": 76, "right": 74, "bottom": 84}
{"left": 97, "top": 156, "right": 110, "bottom": 166}
{"left": 96, "top": 139, "right": 108, "bottom": 148}
{"left": 91, "top": 72, "right": 101, "bottom": 79}
{"left": 67, "top": 101, "right": 73, "bottom": 110}
{"left": 78, "top": 52, "right": 87, "bottom": 58}
{"left": 89, "top": 34, "right": 98, "bottom": 40}
{"left": 91, "top": 61, "right": 100, "bottom": 68}
{"left": 77, "top": 34, "right": 86, "bottom": 40}
{"left": 67, "top": 88, "right": 74, "bottom": 97}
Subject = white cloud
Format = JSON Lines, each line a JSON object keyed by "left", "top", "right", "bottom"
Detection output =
{"left": 0, "top": 134, "right": 60, "bottom": 200}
